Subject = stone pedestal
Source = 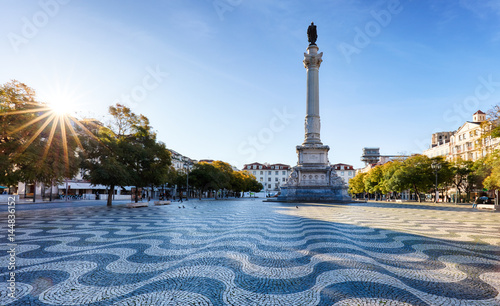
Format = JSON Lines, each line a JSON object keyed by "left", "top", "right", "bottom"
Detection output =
{"left": 278, "top": 144, "right": 350, "bottom": 202}
{"left": 277, "top": 39, "right": 350, "bottom": 203}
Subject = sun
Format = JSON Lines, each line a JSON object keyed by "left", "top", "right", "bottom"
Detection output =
{"left": 48, "top": 97, "right": 75, "bottom": 116}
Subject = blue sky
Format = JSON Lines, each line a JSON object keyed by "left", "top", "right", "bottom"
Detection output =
{"left": 2, "top": 0, "right": 500, "bottom": 169}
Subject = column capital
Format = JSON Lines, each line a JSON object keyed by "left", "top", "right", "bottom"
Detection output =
{"left": 303, "top": 45, "right": 323, "bottom": 69}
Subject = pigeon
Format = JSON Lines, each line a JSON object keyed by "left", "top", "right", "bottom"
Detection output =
{"left": 178, "top": 206, "right": 181, "bottom": 209}
{"left": 183, "top": 205, "right": 185, "bottom": 208}
{"left": 296, "top": 206, "right": 299, "bottom": 209}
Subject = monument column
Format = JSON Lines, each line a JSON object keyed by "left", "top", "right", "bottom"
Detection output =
{"left": 303, "top": 45, "right": 323, "bottom": 145}
{"left": 276, "top": 22, "right": 350, "bottom": 203}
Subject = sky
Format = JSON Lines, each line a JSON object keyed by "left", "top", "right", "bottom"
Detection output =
{"left": 2, "top": 0, "right": 500, "bottom": 170}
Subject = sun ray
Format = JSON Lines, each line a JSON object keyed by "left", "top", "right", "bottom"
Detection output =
{"left": 0, "top": 107, "right": 52, "bottom": 116}
{"left": 59, "top": 115, "right": 70, "bottom": 174}
{"left": 16, "top": 112, "right": 57, "bottom": 155}
{"left": 41, "top": 115, "right": 60, "bottom": 162}
{"left": 68, "top": 115, "right": 103, "bottom": 143}
{"left": 9, "top": 110, "right": 54, "bottom": 135}
{"left": 63, "top": 115, "right": 83, "bottom": 151}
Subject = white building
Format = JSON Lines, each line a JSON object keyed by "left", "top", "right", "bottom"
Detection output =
{"left": 168, "top": 149, "right": 196, "bottom": 173}
{"left": 331, "top": 163, "right": 355, "bottom": 185}
{"left": 242, "top": 162, "right": 291, "bottom": 192}
{"left": 423, "top": 110, "right": 499, "bottom": 162}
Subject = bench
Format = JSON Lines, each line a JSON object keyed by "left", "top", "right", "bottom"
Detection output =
{"left": 477, "top": 204, "right": 499, "bottom": 211}
{"left": 154, "top": 200, "right": 171, "bottom": 205}
{"left": 127, "top": 202, "right": 149, "bottom": 208}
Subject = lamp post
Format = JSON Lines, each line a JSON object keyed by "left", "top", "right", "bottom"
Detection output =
{"left": 431, "top": 161, "right": 441, "bottom": 203}
{"left": 183, "top": 163, "right": 192, "bottom": 201}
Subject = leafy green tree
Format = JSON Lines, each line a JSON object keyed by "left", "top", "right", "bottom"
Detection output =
{"left": 364, "top": 165, "right": 384, "bottom": 200}
{"left": 391, "top": 155, "right": 434, "bottom": 202}
{"left": 381, "top": 160, "right": 403, "bottom": 197}
{"left": 0, "top": 81, "right": 79, "bottom": 201}
{"left": 80, "top": 124, "right": 130, "bottom": 206}
{"left": 212, "top": 161, "right": 233, "bottom": 192}
{"left": 450, "top": 159, "right": 474, "bottom": 203}
{"left": 348, "top": 172, "right": 367, "bottom": 197}
{"left": 483, "top": 150, "right": 500, "bottom": 191}
{"left": 231, "top": 170, "right": 263, "bottom": 196}
{"left": 80, "top": 104, "right": 171, "bottom": 205}
{"left": 190, "top": 162, "right": 222, "bottom": 199}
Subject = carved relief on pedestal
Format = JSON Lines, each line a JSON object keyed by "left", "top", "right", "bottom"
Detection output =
{"left": 286, "top": 168, "right": 299, "bottom": 186}
{"left": 329, "top": 170, "right": 346, "bottom": 188}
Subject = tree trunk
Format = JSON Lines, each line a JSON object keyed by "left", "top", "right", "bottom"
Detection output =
{"left": 49, "top": 181, "right": 53, "bottom": 201}
{"left": 107, "top": 185, "right": 114, "bottom": 206}
{"left": 135, "top": 187, "right": 139, "bottom": 203}
{"left": 33, "top": 181, "right": 36, "bottom": 203}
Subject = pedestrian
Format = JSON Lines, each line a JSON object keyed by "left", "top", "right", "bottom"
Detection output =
{"left": 178, "top": 195, "right": 183, "bottom": 203}
{"left": 472, "top": 196, "right": 478, "bottom": 208}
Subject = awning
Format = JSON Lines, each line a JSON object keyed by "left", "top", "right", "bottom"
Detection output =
{"left": 57, "top": 183, "right": 113, "bottom": 190}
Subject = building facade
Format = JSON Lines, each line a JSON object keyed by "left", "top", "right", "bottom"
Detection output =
{"left": 168, "top": 149, "right": 196, "bottom": 173}
{"left": 331, "top": 163, "right": 355, "bottom": 185}
{"left": 242, "top": 163, "right": 291, "bottom": 192}
{"left": 423, "top": 110, "right": 500, "bottom": 161}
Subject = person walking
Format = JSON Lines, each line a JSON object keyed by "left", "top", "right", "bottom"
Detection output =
{"left": 472, "top": 196, "right": 478, "bottom": 208}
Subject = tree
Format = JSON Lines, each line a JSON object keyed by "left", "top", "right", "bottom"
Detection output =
{"left": 432, "top": 157, "right": 453, "bottom": 202}
{"left": 80, "top": 124, "right": 130, "bottom": 206}
{"left": 189, "top": 162, "right": 222, "bottom": 199}
{"left": 0, "top": 81, "right": 79, "bottom": 200}
{"left": 450, "top": 159, "right": 474, "bottom": 203}
{"left": 485, "top": 105, "right": 500, "bottom": 138}
{"left": 364, "top": 165, "right": 384, "bottom": 200}
{"left": 381, "top": 160, "right": 404, "bottom": 197}
{"left": 391, "top": 155, "right": 434, "bottom": 202}
{"left": 80, "top": 104, "right": 171, "bottom": 205}
{"left": 230, "top": 170, "right": 263, "bottom": 196}
{"left": 212, "top": 160, "right": 233, "bottom": 193}
{"left": 482, "top": 150, "right": 500, "bottom": 191}
{"left": 348, "top": 172, "right": 367, "bottom": 197}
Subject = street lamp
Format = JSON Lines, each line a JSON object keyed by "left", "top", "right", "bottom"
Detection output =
{"left": 431, "top": 161, "right": 441, "bottom": 203}
{"left": 183, "top": 163, "right": 192, "bottom": 201}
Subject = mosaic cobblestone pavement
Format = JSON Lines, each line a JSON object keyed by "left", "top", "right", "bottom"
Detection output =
{"left": 1, "top": 199, "right": 500, "bottom": 305}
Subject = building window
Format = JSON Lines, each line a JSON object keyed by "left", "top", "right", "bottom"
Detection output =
{"left": 268, "top": 178, "right": 271, "bottom": 182}
{"left": 268, "top": 171, "right": 271, "bottom": 175}
{"left": 348, "top": 171, "right": 352, "bottom": 176}
{"left": 260, "top": 171, "right": 263, "bottom": 175}
{"left": 259, "top": 166, "right": 262, "bottom": 169}
{"left": 253, "top": 171, "right": 256, "bottom": 175}
{"left": 275, "top": 177, "right": 278, "bottom": 181}
{"left": 268, "top": 184, "right": 271, "bottom": 189}
{"left": 282, "top": 171, "right": 286, "bottom": 175}
{"left": 341, "top": 171, "right": 344, "bottom": 176}
{"left": 282, "top": 178, "right": 286, "bottom": 182}
{"left": 275, "top": 171, "right": 278, "bottom": 175}
{"left": 260, "top": 178, "right": 263, "bottom": 181}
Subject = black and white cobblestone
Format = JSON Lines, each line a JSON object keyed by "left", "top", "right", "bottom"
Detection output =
{"left": 0, "top": 200, "right": 499, "bottom": 305}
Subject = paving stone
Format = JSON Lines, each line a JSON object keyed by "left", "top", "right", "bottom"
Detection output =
{"left": 1, "top": 200, "right": 499, "bottom": 305}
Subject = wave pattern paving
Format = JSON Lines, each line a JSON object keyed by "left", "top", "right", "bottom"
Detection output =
{"left": 1, "top": 200, "right": 500, "bottom": 305}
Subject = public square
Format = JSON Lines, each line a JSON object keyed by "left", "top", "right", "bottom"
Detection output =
{"left": 1, "top": 199, "right": 500, "bottom": 305}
